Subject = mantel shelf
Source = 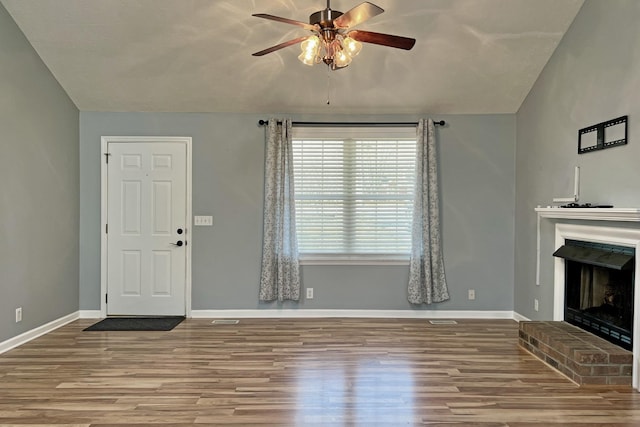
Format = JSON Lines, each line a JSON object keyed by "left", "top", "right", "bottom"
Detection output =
{"left": 535, "top": 207, "right": 640, "bottom": 222}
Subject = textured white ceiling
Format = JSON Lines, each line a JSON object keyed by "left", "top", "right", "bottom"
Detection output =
{"left": 2, "top": 0, "right": 584, "bottom": 114}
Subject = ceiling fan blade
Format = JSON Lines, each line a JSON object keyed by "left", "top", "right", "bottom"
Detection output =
{"left": 333, "top": 2, "right": 384, "bottom": 29}
{"left": 252, "top": 36, "right": 310, "bottom": 56}
{"left": 252, "top": 14, "right": 316, "bottom": 31}
{"left": 348, "top": 30, "right": 416, "bottom": 50}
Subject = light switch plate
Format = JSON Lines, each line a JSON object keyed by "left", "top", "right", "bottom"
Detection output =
{"left": 194, "top": 215, "right": 213, "bottom": 226}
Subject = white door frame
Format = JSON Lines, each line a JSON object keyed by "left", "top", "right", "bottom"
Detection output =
{"left": 100, "top": 136, "right": 192, "bottom": 318}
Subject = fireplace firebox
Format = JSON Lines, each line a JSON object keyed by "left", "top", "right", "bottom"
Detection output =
{"left": 554, "top": 240, "right": 635, "bottom": 350}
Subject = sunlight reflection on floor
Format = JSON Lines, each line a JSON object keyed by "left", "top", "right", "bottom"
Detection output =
{"left": 295, "top": 358, "right": 415, "bottom": 425}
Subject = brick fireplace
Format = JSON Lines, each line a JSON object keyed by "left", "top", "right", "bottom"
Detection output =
{"left": 519, "top": 320, "right": 633, "bottom": 385}
{"left": 526, "top": 209, "right": 640, "bottom": 388}
{"left": 551, "top": 222, "right": 640, "bottom": 388}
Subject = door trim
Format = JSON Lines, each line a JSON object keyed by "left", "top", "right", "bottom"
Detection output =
{"left": 100, "top": 136, "right": 193, "bottom": 318}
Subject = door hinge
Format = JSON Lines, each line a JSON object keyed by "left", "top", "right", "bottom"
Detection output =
{"left": 104, "top": 153, "right": 111, "bottom": 163}
{"left": 105, "top": 294, "right": 108, "bottom": 304}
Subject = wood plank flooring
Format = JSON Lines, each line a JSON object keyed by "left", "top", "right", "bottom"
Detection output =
{"left": 1, "top": 318, "right": 640, "bottom": 426}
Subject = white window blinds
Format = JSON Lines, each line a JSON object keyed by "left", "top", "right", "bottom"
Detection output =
{"left": 292, "top": 127, "right": 417, "bottom": 255}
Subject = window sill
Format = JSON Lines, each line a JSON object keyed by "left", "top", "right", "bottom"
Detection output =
{"left": 299, "top": 254, "right": 410, "bottom": 266}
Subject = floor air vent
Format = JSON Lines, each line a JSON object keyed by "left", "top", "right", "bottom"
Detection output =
{"left": 429, "top": 320, "right": 458, "bottom": 325}
{"left": 212, "top": 319, "right": 239, "bottom": 325}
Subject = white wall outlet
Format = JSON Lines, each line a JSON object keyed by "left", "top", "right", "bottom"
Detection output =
{"left": 194, "top": 215, "right": 213, "bottom": 226}
{"left": 534, "top": 299, "right": 539, "bottom": 312}
{"left": 15, "top": 307, "right": 22, "bottom": 323}
{"left": 468, "top": 289, "right": 476, "bottom": 300}
{"left": 306, "top": 288, "right": 314, "bottom": 299}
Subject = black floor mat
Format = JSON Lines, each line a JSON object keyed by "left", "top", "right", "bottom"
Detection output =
{"left": 84, "top": 316, "right": 185, "bottom": 331}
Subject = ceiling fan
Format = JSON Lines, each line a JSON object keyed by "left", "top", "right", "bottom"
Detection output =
{"left": 252, "top": 1, "right": 416, "bottom": 70}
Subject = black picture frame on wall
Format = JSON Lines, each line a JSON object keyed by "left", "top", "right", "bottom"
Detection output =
{"left": 578, "top": 115, "right": 628, "bottom": 154}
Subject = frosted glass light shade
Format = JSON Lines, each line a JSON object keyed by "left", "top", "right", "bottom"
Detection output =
{"left": 342, "top": 36, "right": 362, "bottom": 57}
{"left": 299, "top": 35, "right": 320, "bottom": 66}
{"left": 334, "top": 49, "right": 352, "bottom": 68}
{"left": 298, "top": 50, "right": 317, "bottom": 66}
{"left": 301, "top": 36, "right": 320, "bottom": 53}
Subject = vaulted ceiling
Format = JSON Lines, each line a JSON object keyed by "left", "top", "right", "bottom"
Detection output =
{"left": 2, "top": 0, "right": 584, "bottom": 114}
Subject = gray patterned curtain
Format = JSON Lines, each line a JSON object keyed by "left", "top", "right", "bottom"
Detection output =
{"left": 259, "top": 118, "right": 301, "bottom": 302}
{"left": 408, "top": 119, "right": 450, "bottom": 304}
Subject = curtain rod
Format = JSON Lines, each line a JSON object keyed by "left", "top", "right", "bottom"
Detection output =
{"left": 257, "top": 119, "right": 445, "bottom": 127}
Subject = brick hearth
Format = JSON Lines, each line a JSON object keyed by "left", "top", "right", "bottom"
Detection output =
{"left": 519, "top": 321, "right": 633, "bottom": 386}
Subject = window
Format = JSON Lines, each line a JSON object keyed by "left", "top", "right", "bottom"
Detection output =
{"left": 292, "top": 127, "right": 417, "bottom": 260}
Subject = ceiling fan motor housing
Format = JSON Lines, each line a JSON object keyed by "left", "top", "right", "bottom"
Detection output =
{"left": 310, "top": 9, "right": 343, "bottom": 29}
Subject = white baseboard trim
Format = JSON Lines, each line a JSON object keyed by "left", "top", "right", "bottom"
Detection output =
{"left": 191, "top": 309, "right": 519, "bottom": 320}
{"left": 79, "top": 310, "right": 103, "bottom": 319}
{"left": 512, "top": 312, "right": 531, "bottom": 322}
{"left": 0, "top": 311, "right": 79, "bottom": 355}
{"left": 0, "top": 309, "right": 527, "bottom": 354}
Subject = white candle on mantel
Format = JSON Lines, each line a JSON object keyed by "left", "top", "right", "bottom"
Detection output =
{"left": 574, "top": 166, "right": 580, "bottom": 200}
{"left": 552, "top": 166, "right": 581, "bottom": 203}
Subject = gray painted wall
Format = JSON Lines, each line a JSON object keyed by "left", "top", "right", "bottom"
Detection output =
{"left": 515, "top": 0, "right": 640, "bottom": 319}
{"left": 80, "top": 113, "right": 515, "bottom": 312}
{"left": 6, "top": 0, "right": 639, "bottom": 344}
{"left": 0, "top": 3, "right": 79, "bottom": 342}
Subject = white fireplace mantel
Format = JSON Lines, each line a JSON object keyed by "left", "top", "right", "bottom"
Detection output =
{"left": 535, "top": 208, "right": 640, "bottom": 286}
{"left": 535, "top": 207, "right": 640, "bottom": 222}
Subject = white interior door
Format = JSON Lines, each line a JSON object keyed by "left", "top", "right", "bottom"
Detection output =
{"left": 106, "top": 141, "right": 187, "bottom": 315}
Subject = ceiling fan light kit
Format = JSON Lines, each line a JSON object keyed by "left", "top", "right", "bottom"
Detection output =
{"left": 298, "top": 34, "right": 361, "bottom": 68}
{"left": 252, "top": 1, "right": 415, "bottom": 71}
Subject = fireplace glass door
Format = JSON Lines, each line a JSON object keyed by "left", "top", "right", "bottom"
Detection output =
{"left": 557, "top": 240, "right": 635, "bottom": 350}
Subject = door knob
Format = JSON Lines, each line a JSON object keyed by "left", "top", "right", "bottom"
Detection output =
{"left": 177, "top": 228, "right": 183, "bottom": 235}
{"left": 171, "top": 240, "right": 184, "bottom": 247}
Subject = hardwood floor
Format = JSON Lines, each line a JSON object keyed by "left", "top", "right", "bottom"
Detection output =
{"left": 1, "top": 318, "right": 640, "bottom": 426}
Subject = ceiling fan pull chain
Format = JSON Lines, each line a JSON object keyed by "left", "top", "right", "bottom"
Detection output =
{"left": 326, "top": 65, "right": 331, "bottom": 105}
